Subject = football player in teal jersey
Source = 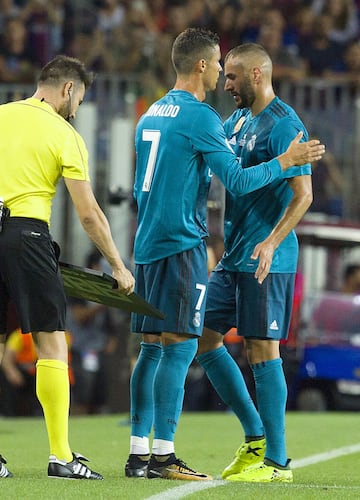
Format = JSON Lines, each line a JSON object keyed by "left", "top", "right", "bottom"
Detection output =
{"left": 197, "top": 43, "right": 315, "bottom": 483}
{"left": 126, "top": 31, "right": 324, "bottom": 481}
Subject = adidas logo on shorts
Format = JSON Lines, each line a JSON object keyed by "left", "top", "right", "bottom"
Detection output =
{"left": 269, "top": 320, "right": 279, "bottom": 330}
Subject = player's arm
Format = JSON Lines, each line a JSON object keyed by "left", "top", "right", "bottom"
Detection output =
{"left": 251, "top": 175, "right": 313, "bottom": 284}
{"left": 198, "top": 109, "right": 324, "bottom": 196}
{"left": 64, "top": 177, "right": 134, "bottom": 295}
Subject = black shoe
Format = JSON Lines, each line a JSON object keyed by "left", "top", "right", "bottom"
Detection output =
{"left": 125, "top": 454, "right": 149, "bottom": 478}
{"left": 48, "top": 452, "right": 103, "bottom": 480}
{"left": 147, "top": 453, "right": 212, "bottom": 481}
{"left": 0, "top": 455, "right": 13, "bottom": 478}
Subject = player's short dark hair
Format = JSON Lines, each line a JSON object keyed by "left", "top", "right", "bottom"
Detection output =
{"left": 172, "top": 27, "right": 219, "bottom": 75}
{"left": 38, "top": 55, "right": 93, "bottom": 89}
{"left": 225, "top": 42, "right": 271, "bottom": 65}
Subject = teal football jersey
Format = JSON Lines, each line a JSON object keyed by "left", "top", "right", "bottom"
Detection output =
{"left": 133, "top": 90, "right": 284, "bottom": 264}
{"left": 222, "top": 96, "right": 312, "bottom": 273}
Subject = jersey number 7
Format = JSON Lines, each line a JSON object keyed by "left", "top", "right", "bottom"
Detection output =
{"left": 142, "top": 130, "right": 161, "bottom": 192}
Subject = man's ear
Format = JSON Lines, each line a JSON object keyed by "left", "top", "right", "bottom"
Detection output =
{"left": 197, "top": 59, "right": 207, "bottom": 73}
{"left": 252, "top": 67, "right": 262, "bottom": 84}
{"left": 63, "top": 81, "right": 73, "bottom": 96}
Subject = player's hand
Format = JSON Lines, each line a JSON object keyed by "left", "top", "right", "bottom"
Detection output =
{"left": 112, "top": 268, "right": 135, "bottom": 295}
{"left": 251, "top": 239, "right": 275, "bottom": 284}
{"left": 279, "top": 131, "right": 325, "bottom": 170}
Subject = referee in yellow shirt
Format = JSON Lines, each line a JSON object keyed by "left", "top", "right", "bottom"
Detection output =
{"left": 0, "top": 55, "right": 134, "bottom": 479}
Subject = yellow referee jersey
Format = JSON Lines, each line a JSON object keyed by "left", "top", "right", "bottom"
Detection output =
{"left": 0, "top": 97, "right": 90, "bottom": 225}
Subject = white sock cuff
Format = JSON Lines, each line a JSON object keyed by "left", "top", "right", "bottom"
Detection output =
{"left": 152, "top": 439, "right": 175, "bottom": 455}
{"left": 130, "top": 435, "right": 150, "bottom": 455}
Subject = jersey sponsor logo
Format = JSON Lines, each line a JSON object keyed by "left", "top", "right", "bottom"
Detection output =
{"left": 269, "top": 320, "right": 279, "bottom": 330}
{"left": 146, "top": 103, "right": 180, "bottom": 118}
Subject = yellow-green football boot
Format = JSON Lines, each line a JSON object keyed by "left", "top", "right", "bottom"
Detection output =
{"left": 222, "top": 438, "right": 265, "bottom": 479}
{"left": 226, "top": 460, "right": 293, "bottom": 483}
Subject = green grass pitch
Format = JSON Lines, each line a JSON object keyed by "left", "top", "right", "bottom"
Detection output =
{"left": 0, "top": 411, "right": 359, "bottom": 499}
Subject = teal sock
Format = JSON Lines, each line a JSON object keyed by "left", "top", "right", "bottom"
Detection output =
{"left": 197, "top": 346, "right": 264, "bottom": 437}
{"left": 252, "top": 358, "right": 288, "bottom": 466}
{"left": 153, "top": 338, "right": 197, "bottom": 442}
{"left": 130, "top": 342, "right": 162, "bottom": 438}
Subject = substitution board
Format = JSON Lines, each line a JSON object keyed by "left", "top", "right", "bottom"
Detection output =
{"left": 60, "top": 261, "right": 165, "bottom": 319}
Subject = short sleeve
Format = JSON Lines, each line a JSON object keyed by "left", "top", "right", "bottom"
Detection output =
{"left": 61, "top": 128, "right": 90, "bottom": 181}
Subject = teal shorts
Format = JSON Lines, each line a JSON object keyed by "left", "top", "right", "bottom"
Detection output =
{"left": 131, "top": 240, "right": 208, "bottom": 336}
{"left": 204, "top": 265, "right": 295, "bottom": 340}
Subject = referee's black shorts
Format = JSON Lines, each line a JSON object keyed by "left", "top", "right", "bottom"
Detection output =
{"left": 0, "top": 217, "right": 66, "bottom": 334}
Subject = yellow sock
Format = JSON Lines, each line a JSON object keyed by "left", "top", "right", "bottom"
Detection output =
{"left": 36, "top": 359, "right": 72, "bottom": 462}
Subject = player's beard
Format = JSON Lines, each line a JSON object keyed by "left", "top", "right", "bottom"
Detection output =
{"left": 237, "top": 75, "right": 256, "bottom": 109}
{"left": 58, "top": 95, "right": 72, "bottom": 121}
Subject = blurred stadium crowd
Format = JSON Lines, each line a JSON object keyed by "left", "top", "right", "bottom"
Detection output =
{"left": 1, "top": 0, "right": 357, "bottom": 222}
{"left": 1, "top": 0, "right": 360, "bottom": 92}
